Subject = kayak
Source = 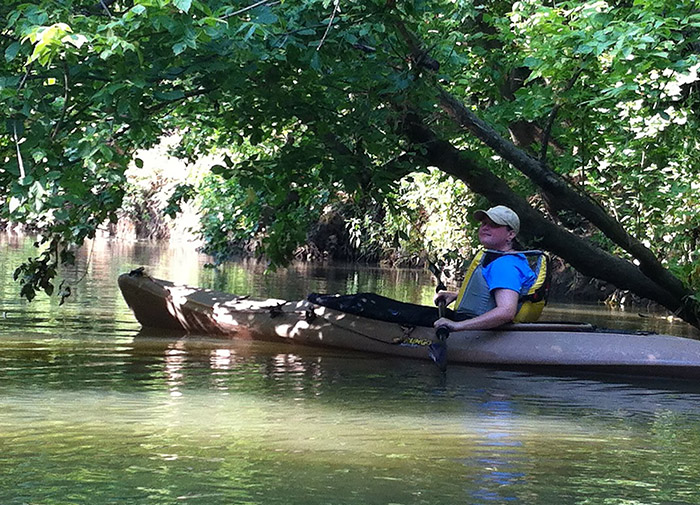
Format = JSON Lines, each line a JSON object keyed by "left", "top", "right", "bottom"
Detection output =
{"left": 118, "top": 270, "right": 700, "bottom": 379}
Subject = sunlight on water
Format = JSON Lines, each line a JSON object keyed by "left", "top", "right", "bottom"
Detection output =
{"left": 3, "top": 236, "right": 700, "bottom": 504}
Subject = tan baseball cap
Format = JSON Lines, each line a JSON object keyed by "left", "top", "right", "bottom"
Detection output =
{"left": 474, "top": 205, "right": 520, "bottom": 234}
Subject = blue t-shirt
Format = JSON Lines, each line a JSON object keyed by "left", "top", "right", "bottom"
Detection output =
{"left": 482, "top": 254, "right": 536, "bottom": 295}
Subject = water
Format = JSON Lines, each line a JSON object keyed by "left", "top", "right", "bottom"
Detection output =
{"left": 2, "top": 235, "right": 700, "bottom": 504}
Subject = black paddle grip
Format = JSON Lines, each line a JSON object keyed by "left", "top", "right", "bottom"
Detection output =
{"left": 436, "top": 300, "right": 449, "bottom": 341}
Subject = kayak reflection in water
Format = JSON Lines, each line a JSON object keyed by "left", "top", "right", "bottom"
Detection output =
{"left": 433, "top": 205, "right": 537, "bottom": 332}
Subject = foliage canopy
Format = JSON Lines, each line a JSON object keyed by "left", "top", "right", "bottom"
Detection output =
{"left": 1, "top": 0, "right": 700, "bottom": 325}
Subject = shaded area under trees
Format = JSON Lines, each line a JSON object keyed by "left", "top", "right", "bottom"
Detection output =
{"left": 1, "top": 0, "right": 699, "bottom": 327}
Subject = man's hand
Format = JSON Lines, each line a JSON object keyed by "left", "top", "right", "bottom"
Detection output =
{"left": 433, "top": 317, "right": 457, "bottom": 332}
{"left": 434, "top": 290, "right": 458, "bottom": 306}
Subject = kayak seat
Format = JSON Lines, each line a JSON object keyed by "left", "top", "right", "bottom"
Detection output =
{"left": 307, "top": 292, "right": 467, "bottom": 328}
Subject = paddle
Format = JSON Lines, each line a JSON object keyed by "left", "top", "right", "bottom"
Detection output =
{"left": 427, "top": 260, "right": 450, "bottom": 372}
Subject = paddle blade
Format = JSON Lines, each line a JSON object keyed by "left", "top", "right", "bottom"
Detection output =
{"left": 428, "top": 340, "right": 447, "bottom": 373}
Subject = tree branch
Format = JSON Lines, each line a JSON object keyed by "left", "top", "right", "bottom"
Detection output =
{"left": 539, "top": 67, "right": 584, "bottom": 164}
{"left": 51, "top": 62, "right": 71, "bottom": 140}
{"left": 401, "top": 114, "right": 699, "bottom": 326}
{"left": 222, "top": 0, "right": 276, "bottom": 19}
{"left": 98, "top": 0, "right": 113, "bottom": 17}
{"left": 317, "top": 0, "right": 340, "bottom": 51}
{"left": 144, "top": 86, "right": 218, "bottom": 114}
{"left": 388, "top": 18, "right": 686, "bottom": 301}
{"left": 435, "top": 87, "right": 690, "bottom": 303}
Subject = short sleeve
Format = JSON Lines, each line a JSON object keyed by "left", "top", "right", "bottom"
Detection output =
{"left": 482, "top": 255, "right": 536, "bottom": 294}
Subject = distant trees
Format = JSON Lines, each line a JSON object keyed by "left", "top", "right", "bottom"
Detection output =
{"left": 2, "top": 1, "right": 699, "bottom": 326}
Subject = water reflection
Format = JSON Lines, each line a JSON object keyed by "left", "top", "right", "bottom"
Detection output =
{"left": 5, "top": 332, "right": 700, "bottom": 504}
{"left": 4, "top": 236, "right": 700, "bottom": 504}
{"left": 470, "top": 398, "right": 526, "bottom": 503}
{"left": 164, "top": 344, "right": 187, "bottom": 396}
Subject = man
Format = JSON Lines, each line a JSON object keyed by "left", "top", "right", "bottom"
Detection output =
{"left": 433, "top": 205, "right": 536, "bottom": 331}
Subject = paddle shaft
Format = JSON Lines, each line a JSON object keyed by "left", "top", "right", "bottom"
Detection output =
{"left": 429, "top": 289, "right": 450, "bottom": 372}
{"left": 435, "top": 297, "right": 450, "bottom": 341}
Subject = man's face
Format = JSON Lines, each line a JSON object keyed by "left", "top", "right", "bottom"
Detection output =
{"left": 478, "top": 217, "right": 515, "bottom": 250}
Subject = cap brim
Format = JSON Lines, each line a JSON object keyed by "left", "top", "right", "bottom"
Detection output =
{"left": 474, "top": 209, "right": 513, "bottom": 229}
{"left": 475, "top": 209, "right": 506, "bottom": 226}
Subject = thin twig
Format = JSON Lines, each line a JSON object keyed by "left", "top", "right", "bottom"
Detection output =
{"left": 538, "top": 104, "right": 560, "bottom": 164}
{"left": 18, "top": 67, "right": 31, "bottom": 89}
{"left": 12, "top": 122, "right": 26, "bottom": 179}
{"left": 222, "top": 0, "right": 271, "bottom": 19}
{"left": 144, "top": 86, "right": 217, "bottom": 113}
{"left": 70, "top": 238, "right": 96, "bottom": 286}
{"left": 539, "top": 67, "right": 584, "bottom": 164}
{"left": 99, "top": 0, "right": 113, "bottom": 17}
{"left": 317, "top": 0, "right": 340, "bottom": 51}
{"left": 52, "top": 62, "right": 71, "bottom": 140}
{"left": 10, "top": 66, "right": 36, "bottom": 180}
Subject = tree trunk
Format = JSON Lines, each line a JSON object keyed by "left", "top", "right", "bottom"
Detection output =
{"left": 388, "top": 17, "right": 698, "bottom": 327}
{"left": 435, "top": 88, "right": 691, "bottom": 303}
{"left": 402, "top": 114, "right": 700, "bottom": 328}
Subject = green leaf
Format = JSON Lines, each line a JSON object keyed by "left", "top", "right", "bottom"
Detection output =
{"left": 243, "top": 24, "right": 257, "bottom": 41}
{"left": 173, "top": 0, "right": 192, "bottom": 13}
{"left": 63, "top": 33, "right": 88, "bottom": 49}
{"left": 130, "top": 5, "right": 147, "bottom": 16}
{"left": 523, "top": 56, "right": 541, "bottom": 68}
{"left": 254, "top": 8, "right": 278, "bottom": 25}
{"left": 5, "top": 42, "right": 20, "bottom": 62}
{"left": 310, "top": 51, "right": 321, "bottom": 71}
{"left": 173, "top": 41, "right": 187, "bottom": 55}
{"left": 154, "top": 90, "right": 186, "bottom": 100}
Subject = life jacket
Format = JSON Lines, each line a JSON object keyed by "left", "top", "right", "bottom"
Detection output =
{"left": 454, "top": 249, "right": 550, "bottom": 323}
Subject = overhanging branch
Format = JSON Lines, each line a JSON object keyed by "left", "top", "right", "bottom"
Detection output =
{"left": 388, "top": 16, "right": 690, "bottom": 304}
{"left": 401, "top": 114, "right": 700, "bottom": 326}
{"left": 435, "top": 88, "right": 690, "bottom": 302}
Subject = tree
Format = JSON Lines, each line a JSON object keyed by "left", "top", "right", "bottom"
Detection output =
{"left": 1, "top": 0, "right": 699, "bottom": 326}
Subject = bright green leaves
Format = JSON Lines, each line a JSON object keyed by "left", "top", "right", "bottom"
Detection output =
{"left": 126, "top": 4, "right": 148, "bottom": 18}
{"left": 512, "top": 0, "right": 697, "bottom": 101}
{"left": 0, "top": 0, "right": 348, "bottom": 298}
{"left": 22, "top": 22, "right": 88, "bottom": 66}
{"left": 1, "top": 1, "right": 155, "bottom": 301}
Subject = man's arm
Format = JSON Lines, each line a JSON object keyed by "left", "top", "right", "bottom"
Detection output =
{"left": 433, "top": 288, "right": 519, "bottom": 331}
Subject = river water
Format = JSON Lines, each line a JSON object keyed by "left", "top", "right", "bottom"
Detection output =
{"left": 2, "top": 235, "right": 700, "bottom": 505}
